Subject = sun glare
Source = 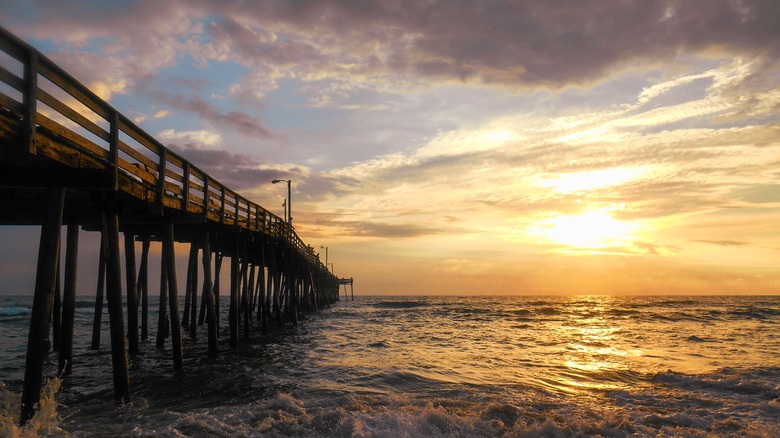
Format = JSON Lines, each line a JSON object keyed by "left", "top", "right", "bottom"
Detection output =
{"left": 533, "top": 210, "right": 638, "bottom": 249}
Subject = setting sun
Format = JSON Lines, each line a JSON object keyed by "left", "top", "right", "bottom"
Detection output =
{"left": 533, "top": 210, "right": 638, "bottom": 249}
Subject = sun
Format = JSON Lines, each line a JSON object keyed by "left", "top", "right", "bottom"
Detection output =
{"left": 533, "top": 210, "right": 638, "bottom": 249}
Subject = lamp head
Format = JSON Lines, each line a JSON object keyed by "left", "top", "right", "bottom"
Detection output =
{"left": 271, "top": 179, "right": 282, "bottom": 184}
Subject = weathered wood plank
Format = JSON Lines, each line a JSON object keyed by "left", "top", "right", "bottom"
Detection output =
{"left": 36, "top": 59, "right": 112, "bottom": 121}
{"left": 36, "top": 112, "right": 108, "bottom": 161}
{"left": 118, "top": 139, "right": 158, "bottom": 171}
{"left": 0, "top": 63, "right": 23, "bottom": 92}
{"left": 37, "top": 87, "right": 109, "bottom": 144}
{"left": 118, "top": 115, "right": 162, "bottom": 156}
{"left": 0, "top": 90, "right": 23, "bottom": 115}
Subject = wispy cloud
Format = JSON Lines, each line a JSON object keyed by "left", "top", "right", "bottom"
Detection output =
{"left": 1, "top": 1, "right": 778, "bottom": 294}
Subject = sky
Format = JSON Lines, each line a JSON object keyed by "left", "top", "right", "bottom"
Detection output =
{"left": 0, "top": 0, "right": 779, "bottom": 295}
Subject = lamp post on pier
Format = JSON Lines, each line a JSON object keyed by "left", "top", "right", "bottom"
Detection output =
{"left": 271, "top": 179, "right": 292, "bottom": 226}
{"left": 320, "top": 245, "right": 328, "bottom": 270}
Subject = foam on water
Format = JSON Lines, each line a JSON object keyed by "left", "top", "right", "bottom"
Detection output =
{"left": 1, "top": 295, "right": 779, "bottom": 436}
{"left": 0, "top": 378, "right": 63, "bottom": 437}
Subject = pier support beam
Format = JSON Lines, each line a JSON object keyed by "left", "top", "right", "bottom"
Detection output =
{"left": 163, "top": 223, "right": 183, "bottom": 370}
{"left": 241, "top": 247, "right": 250, "bottom": 340}
{"left": 52, "top": 261, "right": 61, "bottom": 353}
{"left": 105, "top": 212, "right": 131, "bottom": 404}
{"left": 183, "top": 243, "right": 198, "bottom": 336}
{"left": 229, "top": 237, "right": 239, "bottom": 347}
{"left": 125, "top": 232, "right": 139, "bottom": 356}
{"left": 214, "top": 253, "right": 223, "bottom": 332}
{"left": 139, "top": 235, "right": 150, "bottom": 341}
{"left": 20, "top": 187, "right": 65, "bottom": 425}
{"left": 202, "top": 231, "right": 218, "bottom": 357}
{"left": 258, "top": 243, "right": 267, "bottom": 333}
{"left": 156, "top": 252, "right": 168, "bottom": 349}
{"left": 59, "top": 224, "right": 79, "bottom": 375}
{"left": 90, "top": 232, "right": 107, "bottom": 350}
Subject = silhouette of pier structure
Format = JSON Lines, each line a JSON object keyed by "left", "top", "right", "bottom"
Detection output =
{"left": 0, "top": 26, "right": 352, "bottom": 424}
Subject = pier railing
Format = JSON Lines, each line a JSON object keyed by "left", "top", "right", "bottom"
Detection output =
{"left": 0, "top": 25, "right": 316, "bottom": 265}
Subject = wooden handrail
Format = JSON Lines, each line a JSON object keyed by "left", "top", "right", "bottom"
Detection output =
{"left": 0, "top": 25, "right": 328, "bottom": 268}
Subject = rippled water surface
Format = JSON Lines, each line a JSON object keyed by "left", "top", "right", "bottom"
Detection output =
{"left": 2, "top": 295, "right": 779, "bottom": 436}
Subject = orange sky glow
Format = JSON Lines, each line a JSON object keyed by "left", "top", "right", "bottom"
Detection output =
{"left": 0, "top": 1, "right": 778, "bottom": 295}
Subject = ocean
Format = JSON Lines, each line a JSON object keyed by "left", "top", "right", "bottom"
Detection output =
{"left": 1, "top": 295, "right": 779, "bottom": 437}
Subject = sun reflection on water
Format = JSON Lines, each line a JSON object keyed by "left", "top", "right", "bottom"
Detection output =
{"left": 551, "top": 296, "right": 646, "bottom": 392}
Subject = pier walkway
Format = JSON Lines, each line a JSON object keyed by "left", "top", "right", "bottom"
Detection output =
{"left": 0, "top": 26, "right": 348, "bottom": 424}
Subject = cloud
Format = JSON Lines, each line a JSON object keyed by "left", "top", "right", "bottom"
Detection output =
{"left": 693, "top": 239, "right": 750, "bottom": 247}
{"left": 336, "top": 220, "right": 445, "bottom": 239}
{"left": 156, "top": 91, "right": 272, "bottom": 139}
{"left": 248, "top": 0, "right": 779, "bottom": 89}
{"left": 4, "top": 0, "right": 779, "bottom": 112}
{"left": 168, "top": 144, "right": 288, "bottom": 190}
{"left": 159, "top": 128, "right": 222, "bottom": 149}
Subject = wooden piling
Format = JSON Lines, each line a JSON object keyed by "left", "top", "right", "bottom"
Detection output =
{"left": 258, "top": 243, "right": 267, "bottom": 332}
{"left": 163, "top": 223, "right": 183, "bottom": 370}
{"left": 268, "top": 244, "right": 282, "bottom": 328}
{"left": 183, "top": 243, "right": 197, "bottom": 330}
{"left": 51, "top": 258, "right": 61, "bottom": 353}
{"left": 90, "top": 230, "right": 107, "bottom": 350}
{"left": 105, "top": 212, "right": 131, "bottom": 404}
{"left": 124, "top": 232, "right": 139, "bottom": 355}
{"left": 242, "top": 255, "right": 251, "bottom": 339}
{"left": 59, "top": 224, "right": 79, "bottom": 375}
{"left": 0, "top": 26, "right": 349, "bottom": 416}
{"left": 20, "top": 187, "right": 64, "bottom": 425}
{"left": 214, "top": 253, "right": 223, "bottom": 331}
{"left": 289, "top": 255, "right": 298, "bottom": 327}
{"left": 202, "top": 231, "right": 218, "bottom": 357}
{"left": 229, "top": 237, "right": 239, "bottom": 347}
{"left": 264, "top": 244, "right": 273, "bottom": 334}
{"left": 247, "top": 261, "right": 256, "bottom": 322}
{"left": 139, "top": 235, "right": 150, "bottom": 341}
{"left": 156, "top": 252, "right": 168, "bottom": 349}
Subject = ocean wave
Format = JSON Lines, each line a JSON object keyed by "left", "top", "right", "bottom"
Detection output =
{"left": 654, "top": 368, "right": 780, "bottom": 400}
{"left": 0, "top": 377, "right": 62, "bottom": 436}
{"left": 0, "top": 307, "right": 30, "bottom": 317}
{"left": 373, "top": 301, "right": 428, "bottom": 309}
{"left": 728, "top": 307, "right": 780, "bottom": 320}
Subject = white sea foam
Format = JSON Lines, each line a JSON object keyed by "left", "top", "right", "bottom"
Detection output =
{"left": 2, "top": 295, "right": 779, "bottom": 436}
{"left": 0, "top": 378, "right": 63, "bottom": 437}
{"left": 0, "top": 307, "right": 30, "bottom": 317}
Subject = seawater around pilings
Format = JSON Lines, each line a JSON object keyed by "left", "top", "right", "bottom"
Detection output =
{"left": 18, "top": 215, "right": 340, "bottom": 425}
{"left": 0, "top": 24, "right": 341, "bottom": 425}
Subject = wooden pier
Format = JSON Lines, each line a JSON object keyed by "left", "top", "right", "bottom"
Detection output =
{"left": 0, "top": 26, "right": 347, "bottom": 424}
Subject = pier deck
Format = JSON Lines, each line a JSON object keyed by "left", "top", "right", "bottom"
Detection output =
{"left": 0, "top": 25, "right": 346, "bottom": 424}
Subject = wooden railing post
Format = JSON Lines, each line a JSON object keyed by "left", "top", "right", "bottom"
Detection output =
{"left": 220, "top": 186, "right": 226, "bottom": 224}
{"left": 203, "top": 175, "right": 210, "bottom": 221}
{"left": 182, "top": 162, "right": 190, "bottom": 212}
{"left": 109, "top": 110, "right": 119, "bottom": 190}
{"left": 22, "top": 50, "right": 37, "bottom": 154}
{"left": 157, "top": 148, "right": 167, "bottom": 213}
